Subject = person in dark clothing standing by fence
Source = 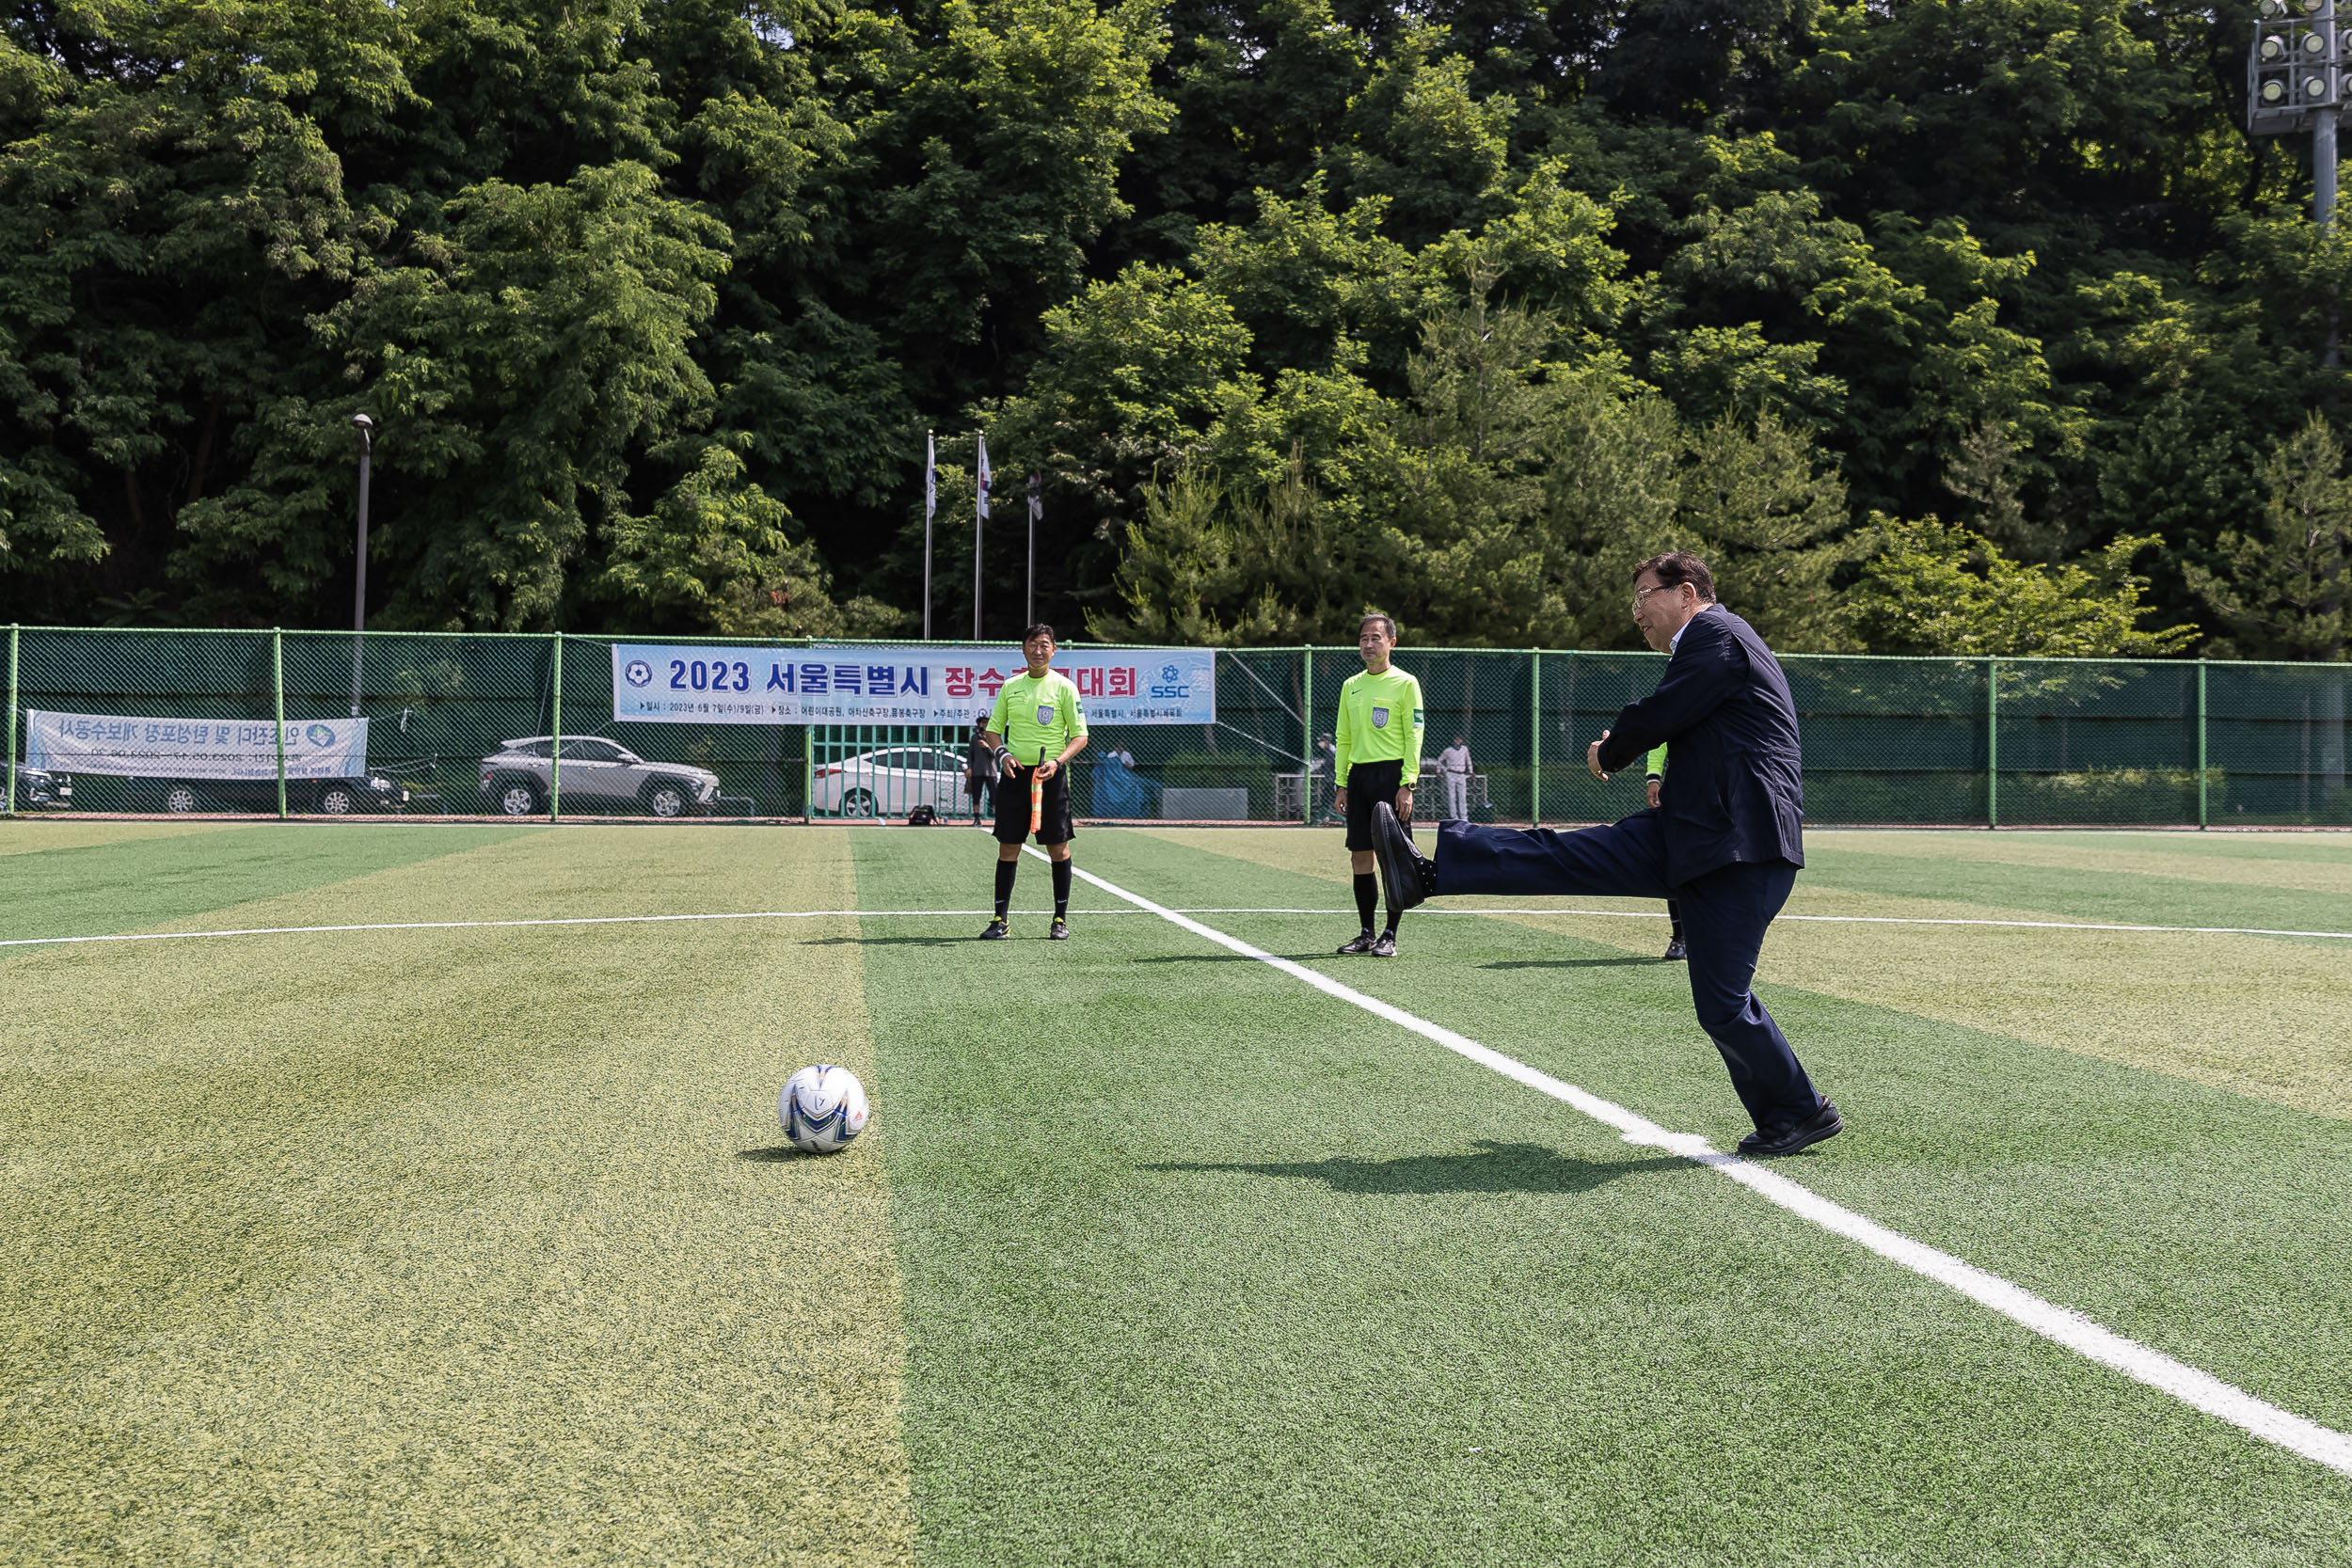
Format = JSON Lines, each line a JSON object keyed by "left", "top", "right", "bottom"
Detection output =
{"left": 964, "top": 714, "right": 995, "bottom": 827}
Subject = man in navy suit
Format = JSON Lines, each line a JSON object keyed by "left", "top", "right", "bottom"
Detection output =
{"left": 1371, "top": 551, "right": 1840, "bottom": 1157}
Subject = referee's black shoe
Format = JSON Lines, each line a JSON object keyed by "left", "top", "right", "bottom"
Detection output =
{"left": 1049, "top": 917, "right": 1071, "bottom": 941}
{"left": 1371, "top": 803, "right": 1437, "bottom": 912}
{"left": 1336, "top": 930, "right": 1378, "bottom": 955}
{"left": 1662, "top": 936, "right": 1687, "bottom": 961}
{"left": 978, "top": 917, "right": 1010, "bottom": 941}
{"left": 1737, "top": 1100, "right": 1842, "bottom": 1159}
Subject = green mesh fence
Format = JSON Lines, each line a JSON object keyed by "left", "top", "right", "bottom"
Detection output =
{"left": 5, "top": 626, "right": 2347, "bottom": 827}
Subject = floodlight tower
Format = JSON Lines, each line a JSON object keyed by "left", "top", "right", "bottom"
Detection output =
{"left": 2251, "top": 0, "right": 2347, "bottom": 363}
{"left": 2249, "top": 0, "right": 2344, "bottom": 227}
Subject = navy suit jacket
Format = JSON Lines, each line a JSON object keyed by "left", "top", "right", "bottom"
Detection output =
{"left": 1594, "top": 605, "right": 1804, "bottom": 888}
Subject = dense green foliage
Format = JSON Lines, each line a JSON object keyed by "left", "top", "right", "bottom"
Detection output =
{"left": 1, "top": 0, "right": 2346, "bottom": 655}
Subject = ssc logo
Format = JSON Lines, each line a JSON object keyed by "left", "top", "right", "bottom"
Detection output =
{"left": 1372, "top": 706, "right": 1390, "bottom": 728}
{"left": 624, "top": 659, "right": 655, "bottom": 689}
{"left": 1161, "top": 663, "right": 1180, "bottom": 682}
{"left": 305, "top": 723, "right": 336, "bottom": 747}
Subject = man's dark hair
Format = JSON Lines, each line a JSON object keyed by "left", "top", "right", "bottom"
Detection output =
{"left": 1022, "top": 623, "right": 1057, "bottom": 643}
{"left": 1359, "top": 612, "right": 1399, "bottom": 641}
{"left": 1634, "top": 552, "right": 1717, "bottom": 603}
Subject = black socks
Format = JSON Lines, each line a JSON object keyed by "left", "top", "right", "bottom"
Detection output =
{"left": 999, "top": 856, "right": 1073, "bottom": 918}
{"left": 1354, "top": 873, "right": 1377, "bottom": 933}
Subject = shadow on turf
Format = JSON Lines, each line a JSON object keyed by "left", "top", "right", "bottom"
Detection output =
{"left": 1482, "top": 956, "right": 1660, "bottom": 970}
{"left": 1147, "top": 1140, "right": 1681, "bottom": 1196}
{"left": 805, "top": 934, "right": 972, "bottom": 948}
{"left": 738, "top": 1146, "right": 830, "bottom": 1162}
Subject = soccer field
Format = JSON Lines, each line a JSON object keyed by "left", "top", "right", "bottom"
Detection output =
{"left": 7, "top": 820, "right": 2352, "bottom": 1565}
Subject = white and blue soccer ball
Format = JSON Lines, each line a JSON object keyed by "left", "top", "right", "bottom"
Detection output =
{"left": 780, "top": 1064, "right": 869, "bottom": 1154}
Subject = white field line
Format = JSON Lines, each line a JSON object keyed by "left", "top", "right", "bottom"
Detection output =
{"left": 1025, "top": 846, "right": 2352, "bottom": 1482}
{"left": 7, "top": 905, "right": 2352, "bottom": 951}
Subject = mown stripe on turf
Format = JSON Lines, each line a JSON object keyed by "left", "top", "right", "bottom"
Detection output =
{"left": 0, "top": 822, "right": 544, "bottom": 945}
{"left": 0, "top": 827, "right": 917, "bottom": 1565}
{"left": 0, "top": 819, "right": 244, "bottom": 857}
{"left": 1044, "top": 847, "right": 2352, "bottom": 1482}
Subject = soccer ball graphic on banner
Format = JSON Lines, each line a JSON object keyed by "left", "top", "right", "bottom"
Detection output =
{"left": 780, "top": 1065, "right": 869, "bottom": 1154}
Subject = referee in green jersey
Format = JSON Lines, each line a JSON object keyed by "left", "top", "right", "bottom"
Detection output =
{"left": 1333, "top": 613, "right": 1423, "bottom": 957}
{"left": 1646, "top": 743, "right": 1686, "bottom": 962}
{"left": 977, "top": 624, "right": 1089, "bottom": 941}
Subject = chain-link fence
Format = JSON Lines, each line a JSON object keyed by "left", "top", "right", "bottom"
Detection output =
{"left": 5, "top": 626, "right": 2347, "bottom": 827}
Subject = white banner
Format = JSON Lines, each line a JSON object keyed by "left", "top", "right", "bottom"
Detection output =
{"left": 611, "top": 645, "right": 1216, "bottom": 726}
{"left": 24, "top": 711, "right": 370, "bottom": 781}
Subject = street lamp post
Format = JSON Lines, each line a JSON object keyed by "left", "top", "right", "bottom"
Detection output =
{"left": 351, "top": 413, "right": 373, "bottom": 718}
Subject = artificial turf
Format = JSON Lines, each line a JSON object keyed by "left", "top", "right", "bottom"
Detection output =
{"left": 858, "top": 829, "right": 2352, "bottom": 1566}
{"left": 3, "top": 827, "right": 913, "bottom": 1567}
{"left": 6, "top": 819, "right": 2350, "bottom": 1565}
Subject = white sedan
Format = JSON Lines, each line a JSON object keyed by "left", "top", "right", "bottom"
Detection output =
{"left": 812, "top": 746, "right": 975, "bottom": 817}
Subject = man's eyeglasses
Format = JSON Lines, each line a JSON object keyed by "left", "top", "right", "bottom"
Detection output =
{"left": 1631, "top": 583, "right": 1680, "bottom": 612}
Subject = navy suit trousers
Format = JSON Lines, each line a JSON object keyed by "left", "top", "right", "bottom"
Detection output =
{"left": 1436, "top": 814, "right": 1823, "bottom": 1131}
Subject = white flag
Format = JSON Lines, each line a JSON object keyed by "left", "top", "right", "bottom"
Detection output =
{"left": 925, "top": 431, "right": 936, "bottom": 522}
{"left": 976, "top": 433, "right": 991, "bottom": 522}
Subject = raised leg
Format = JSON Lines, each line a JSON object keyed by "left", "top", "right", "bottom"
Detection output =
{"left": 1434, "top": 815, "right": 1675, "bottom": 901}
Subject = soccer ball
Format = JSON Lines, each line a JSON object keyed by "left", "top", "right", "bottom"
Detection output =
{"left": 780, "top": 1064, "right": 869, "bottom": 1154}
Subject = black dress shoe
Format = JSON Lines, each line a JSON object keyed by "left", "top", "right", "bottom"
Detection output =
{"left": 1661, "top": 937, "right": 1687, "bottom": 961}
{"left": 1372, "top": 804, "right": 1438, "bottom": 912}
{"left": 1737, "top": 1100, "right": 1843, "bottom": 1158}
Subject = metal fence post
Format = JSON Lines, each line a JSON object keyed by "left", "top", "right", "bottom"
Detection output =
{"left": 5, "top": 624, "right": 17, "bottom": 817}
{"left": 549, "top": 633, "right": 564, "bottom": 823}
{"left": 1986, "top": 657, "right": 1999, "bottom": 830}
{"left": 1301, "top": 646, "right": 1314, "bottom": 824}
{"left": 1529, "top": 650, "right": 1542, "bottom": 826}
{"left": 272, "top": 628, "right": 288, "bottom": 820}
{"left": 2197, "top": 659, "right": 2209, "bottom": 830}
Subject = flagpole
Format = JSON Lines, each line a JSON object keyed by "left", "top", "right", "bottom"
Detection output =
{"left": 1026, "top": 472, "right": 1040, "bottom": 628}
{"left": 922, "top": 430, "right": 935, "bottom": 640}
{"left": 974, "top": 434, "right": 990, "bottom": 640}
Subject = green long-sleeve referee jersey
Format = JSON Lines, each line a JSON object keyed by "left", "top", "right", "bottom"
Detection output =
{"left": 1333, "top": 665, "right": 1423, "bottom": 785}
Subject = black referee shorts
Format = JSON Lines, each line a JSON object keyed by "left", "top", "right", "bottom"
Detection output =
{"left": 993, "top": 759, "right": 1076, "bottom": 846}
{"left": 1343, "top": 759, "right": 1407, "bottom": 851}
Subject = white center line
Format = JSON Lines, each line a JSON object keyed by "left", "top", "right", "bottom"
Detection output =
{"left": 1026, "top": 846, "right": 2352, "bottom": 1481}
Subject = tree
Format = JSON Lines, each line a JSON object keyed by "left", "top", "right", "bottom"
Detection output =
{"left": 1848, "top": 517, "right": 2197, "bottom": 658}
{"left": 2185, "top": 414, "right": 2349, "bottom": 661}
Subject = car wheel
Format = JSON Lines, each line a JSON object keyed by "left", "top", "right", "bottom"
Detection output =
{"left": 163, "top": 784, "right": 201, "bottom": 815}
{"left": 317, "top": 784, "right": 358, "bottom": 816}
{"left": 841, "top": 787, "right": 877, "bottom": 818}
{"left": 494, "top": 777, "right": 545, "bottom": 816}
{"left": 642, "top": 780, "right": 691, "bottom": 818}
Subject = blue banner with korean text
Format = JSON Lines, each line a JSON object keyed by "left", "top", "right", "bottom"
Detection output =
{"left": 610, "top": 645, "right": 1216, "bottom": 725}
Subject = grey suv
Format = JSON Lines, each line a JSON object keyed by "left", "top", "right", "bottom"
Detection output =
{"left": 478, "top": 736, "right": 722, "bottom": 817}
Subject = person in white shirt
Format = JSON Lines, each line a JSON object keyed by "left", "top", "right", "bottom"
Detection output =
{"left": 1436, "top": 736, "right": 1473, "bottom": 821}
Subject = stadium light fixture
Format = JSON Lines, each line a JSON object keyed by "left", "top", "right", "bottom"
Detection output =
{"left": 2249, "top": 0, "right": 2344, "bottom": 230}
